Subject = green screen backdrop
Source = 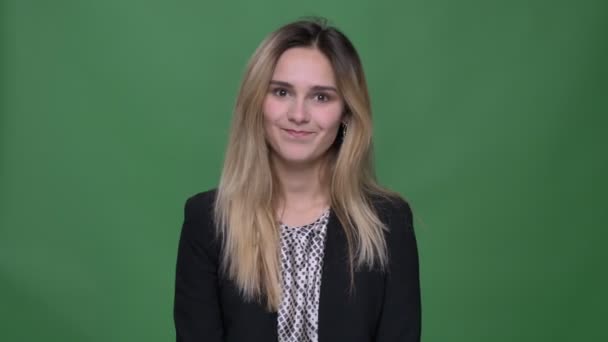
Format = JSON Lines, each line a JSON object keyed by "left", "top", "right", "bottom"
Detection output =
{"left": 1, "top": 0, "right": 607, "bottom": 341}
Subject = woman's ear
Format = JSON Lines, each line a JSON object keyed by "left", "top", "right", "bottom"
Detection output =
{"left": 342, "top": 108, "right": 351, "bottom": 125}
{"left": 341, "top": 112, "right": 351, "bottom": 125}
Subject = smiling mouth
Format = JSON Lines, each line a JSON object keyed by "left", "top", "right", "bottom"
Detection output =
{"left": 283, "top": 128, "right": 314, "bottom": 137}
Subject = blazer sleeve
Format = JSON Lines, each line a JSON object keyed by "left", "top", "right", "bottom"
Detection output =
{"left": 375, "top": 198, "right": 422, "bottom": 341}
{"left": 174, "top": 193, "right": 224, "bottom": 342}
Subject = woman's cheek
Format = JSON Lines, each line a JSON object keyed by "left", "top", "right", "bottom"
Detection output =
{"left": 316, "top": 104, "right": 344, "bottom": 128}
{"left": 263, "top": 96, "right": 287, "bottom": 119}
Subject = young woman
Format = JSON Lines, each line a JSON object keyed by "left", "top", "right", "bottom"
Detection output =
{"left": 174, "top": 18, "right": 421, "bottom": 342}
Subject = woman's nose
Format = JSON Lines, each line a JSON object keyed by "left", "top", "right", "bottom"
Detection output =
{"left": 286, "top": 98, "right": 309, "bottom": 124}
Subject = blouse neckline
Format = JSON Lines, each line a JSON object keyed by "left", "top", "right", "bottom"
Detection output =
{"left": 279, "top": 207, "right": 331, "bottom": 229}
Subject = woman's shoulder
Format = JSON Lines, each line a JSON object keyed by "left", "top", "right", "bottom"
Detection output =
{"left": 185, "top": 188, "right": 218, "bottom": 214}
{"left": 178, "top": 188, "right": 222, "bottom": 269}
{"left": 180, "top": 188, "right": 220, "bottom": 244}
{"left": 367, "top": 190, "right": 412, "bottom": 216}
{"left": 366, "top": 190, "right": 414, "bottom": 233}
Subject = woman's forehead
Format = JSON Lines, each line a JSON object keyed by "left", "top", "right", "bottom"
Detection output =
{"left": 272, "top": 47, "right": 337, "bottom": 88}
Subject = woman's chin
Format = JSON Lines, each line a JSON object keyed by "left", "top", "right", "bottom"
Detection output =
{"left": 272, "top": 152, "right": 322, "bottom": 167}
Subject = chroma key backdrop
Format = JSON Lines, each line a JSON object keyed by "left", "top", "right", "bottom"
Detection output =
{"left": 1, "top": 0, "right": 606, "bottom": 341}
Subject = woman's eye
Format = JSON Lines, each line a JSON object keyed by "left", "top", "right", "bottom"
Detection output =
{"left": 315, "top": 93, "right": 330, "bottom": 102}
{"left": 273, "top": 88, "right": 288, "bottom": 97}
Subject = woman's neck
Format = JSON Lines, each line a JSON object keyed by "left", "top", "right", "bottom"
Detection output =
{"left": 271, "top": 155, "right": 330, "bottom": 213}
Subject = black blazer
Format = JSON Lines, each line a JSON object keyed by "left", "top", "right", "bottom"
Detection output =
{"left": 174, "top": 189, "right": 421, "bottom": 342}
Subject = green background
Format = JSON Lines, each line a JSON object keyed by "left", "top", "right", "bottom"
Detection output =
{"left": 1, "top": 0, "right": 606, "bottom": 341}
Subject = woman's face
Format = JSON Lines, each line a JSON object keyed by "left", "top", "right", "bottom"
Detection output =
{"left": 263, "top": 47, "right": 345, "bottom": 167}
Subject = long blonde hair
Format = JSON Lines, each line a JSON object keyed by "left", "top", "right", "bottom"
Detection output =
{"left": 214, "top": 18, "right": 401, "bottom": 311}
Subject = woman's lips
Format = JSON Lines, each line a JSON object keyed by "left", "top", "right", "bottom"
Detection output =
{"left": 283, "top": 128, "right": 314, "bottom": 138}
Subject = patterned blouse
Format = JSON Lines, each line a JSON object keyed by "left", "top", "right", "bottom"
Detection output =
{"left": 277, "top": 208, "right": 330, "bottom": 342}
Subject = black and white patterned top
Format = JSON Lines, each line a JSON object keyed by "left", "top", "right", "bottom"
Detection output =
{"left": 277, "top": 208, "right": 330, "bottom": 342}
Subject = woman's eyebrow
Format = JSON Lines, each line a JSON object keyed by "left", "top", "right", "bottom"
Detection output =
{"left": 311, "top": 85, "right": 338, "bottom": 93}
{"left": 269, "top": 80, "right": 294, "bottom": 89}
{"left": 269, "top": 80, "right": 338, "bottom": 93}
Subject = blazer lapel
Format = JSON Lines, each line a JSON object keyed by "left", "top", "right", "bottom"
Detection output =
{"left": 318, "top": 208, "right": 350, "bottom": 341}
